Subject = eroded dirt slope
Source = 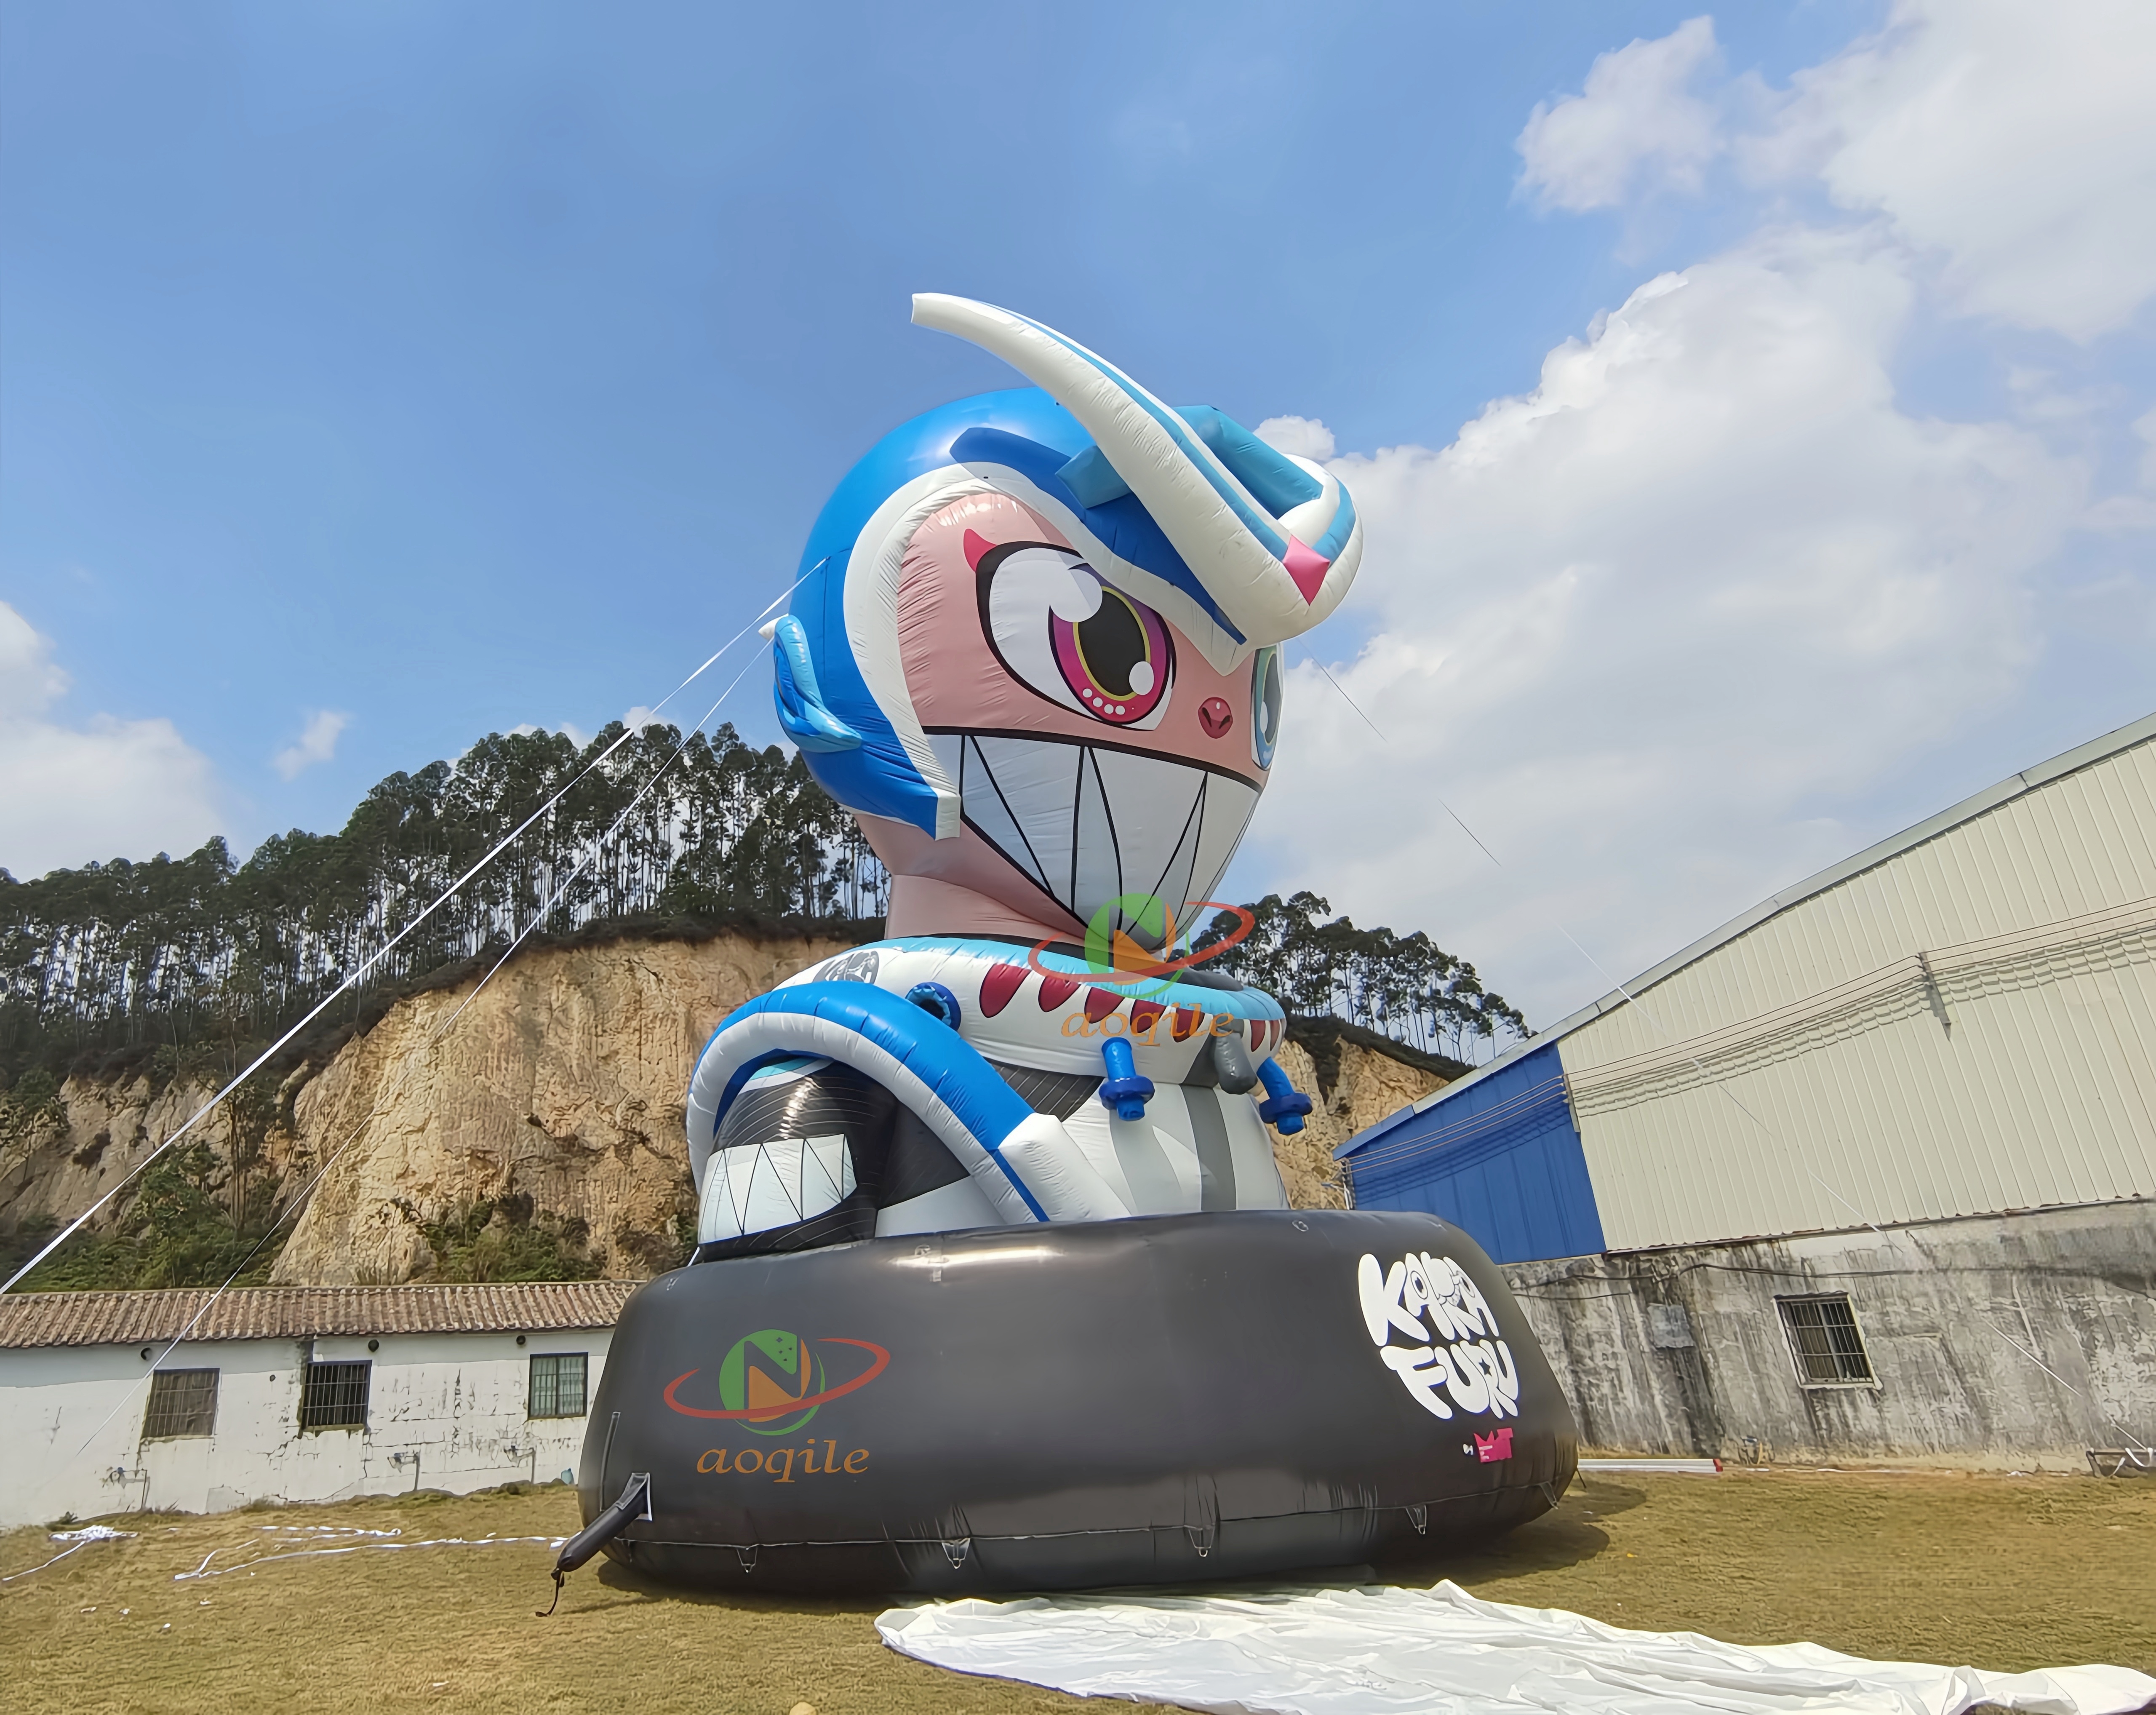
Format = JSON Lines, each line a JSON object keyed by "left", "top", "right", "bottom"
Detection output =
{"left": 6, "top": 932, "right": 1448, "bottom": 1282}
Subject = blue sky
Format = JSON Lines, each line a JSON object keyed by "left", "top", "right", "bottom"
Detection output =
{"left": 6, "top": 1, "right": 2153, "bottom": 1021}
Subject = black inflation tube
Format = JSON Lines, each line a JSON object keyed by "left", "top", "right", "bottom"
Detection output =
{"left": 539, "top": 1472, "right": 650, "bottom": 1616}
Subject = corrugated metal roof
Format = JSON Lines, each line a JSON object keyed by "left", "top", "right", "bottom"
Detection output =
{"left": 1564, "top": 741, "right": 2156, "bottom": 1248}
{"left": 0, "top": 1281, "right": 640, "bottom": 1349}
{"left": 1349, "top": 708, "right": 2156, "bottom": 1144}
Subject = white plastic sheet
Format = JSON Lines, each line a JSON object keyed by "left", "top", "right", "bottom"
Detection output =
{"left": 877, "top": 1579, "right": 2156, "bottom": 1715}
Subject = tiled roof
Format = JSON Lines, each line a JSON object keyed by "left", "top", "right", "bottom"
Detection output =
{"left": 0, "top": 1281, "right": 641, "bottom": 1349}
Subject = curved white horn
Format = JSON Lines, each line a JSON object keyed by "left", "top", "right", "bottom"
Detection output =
{"left": 911, "top": 294, "right": 1358, "bottom": 646}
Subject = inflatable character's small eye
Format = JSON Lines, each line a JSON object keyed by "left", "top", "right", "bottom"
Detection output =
{"left": 979, "top": 542, "right": 1173, "bottom": 729}
{"left": 1250, "top": 645, "right": 1283, "bottom": 770}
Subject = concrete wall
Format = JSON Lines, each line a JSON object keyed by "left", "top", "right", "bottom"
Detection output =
{"left": 1, "top": 1326, "right": 613, "bottom": 1528}
{"left": 1505, "top": 1199, "right": 2154, "bottom": 1468}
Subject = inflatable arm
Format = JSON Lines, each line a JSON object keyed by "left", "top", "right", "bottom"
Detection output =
{"left": 685, "top": 983, "right": 1132, "bottom": 1226}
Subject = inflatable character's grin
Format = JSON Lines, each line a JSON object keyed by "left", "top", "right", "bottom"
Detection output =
{"left": 926, "top": 727, "right": 1259, "bottom": 946}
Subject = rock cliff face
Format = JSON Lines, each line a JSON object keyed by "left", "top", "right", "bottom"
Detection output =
{"left": 268, "top": 932, "right": 862, "bottom": 1284}
{"left": 1267, "top": 1026, "right": 1451, "bottom": 1209}
{"left": 2, "top": 1072, "right": 242, "bottom": 1244}
{"left": 4, "top": 932, "right": 1446, "bottom": 1283}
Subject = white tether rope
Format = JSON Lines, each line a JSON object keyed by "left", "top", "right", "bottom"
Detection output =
{"left": 34, "top": 660, "right": 760, "bottom": 1492}
{"left": 4, "top": 578, "right": 805, "bottom": 1296}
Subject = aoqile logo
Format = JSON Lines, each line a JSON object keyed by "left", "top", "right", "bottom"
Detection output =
{"left": 1357, "top": 1251, "right": 1521, "bottom": 1421}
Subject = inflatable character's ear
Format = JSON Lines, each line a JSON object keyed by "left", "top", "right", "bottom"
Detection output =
{"left": 911, "top": 295, "right": 1361, "bottom": 649}
{"left": 769, "top": 614, "right": 862, "bottom": 753}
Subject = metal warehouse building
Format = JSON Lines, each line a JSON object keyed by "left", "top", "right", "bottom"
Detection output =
{"left": 1339, "top": 714, "right": 2156, "bottom": 1469}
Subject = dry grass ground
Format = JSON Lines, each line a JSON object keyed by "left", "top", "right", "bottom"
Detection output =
{"left": 2, "top": 1469, "right": 2150, "bottom": 1715}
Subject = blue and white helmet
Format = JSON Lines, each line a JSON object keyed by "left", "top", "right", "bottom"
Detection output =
{"left": 770, "top": 295, "right": 1363, "bottom": 846}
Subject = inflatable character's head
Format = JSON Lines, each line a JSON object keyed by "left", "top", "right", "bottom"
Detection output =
{"left": 772, "top": 296, "right": 1361, "bottom": 944}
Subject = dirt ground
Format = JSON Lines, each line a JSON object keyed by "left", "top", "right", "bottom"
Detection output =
{"left": 3, "top": 1469, "right": 2151, "bottom": 1715}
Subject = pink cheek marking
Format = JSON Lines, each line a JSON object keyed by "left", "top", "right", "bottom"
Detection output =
{"left": 1198, "top": 697, "right": 1234, "bottom": 740}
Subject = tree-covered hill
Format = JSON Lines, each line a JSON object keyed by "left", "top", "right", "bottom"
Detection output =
{"left": 1, "top": 721, "right": 884, "bottom": 1092}
{"left": 1195, "top": 891, "right": 1528, "bottom": 1070}
{"left": 1, "top": 722, "right": 1527, "bottom": 1098}
{"left": 0, "top": 722, "right": 1529, "bottom": 1292}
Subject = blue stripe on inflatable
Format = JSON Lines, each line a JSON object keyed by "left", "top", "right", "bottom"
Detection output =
{"left": 1173, "top": 406, "right": 1324, "bottom": 517}
{"left": 789, "top": 390, "right": 1097, "bottom": 837}
{"left": 950, "top": 427, "right": 1241, "bottom": 640}
{"left": 696, "top": 983, "right": 1047, "bottom": 1220}
{"left": 1312, "top": 480, "right": 1356, "bottom": 564}
{"left": 1013, "top": 312, "right": 1291, "bottom": 561}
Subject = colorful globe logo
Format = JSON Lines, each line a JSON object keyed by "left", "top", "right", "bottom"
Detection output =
{"left": 1025, "top": 891, "right": 1256, "bottom": 1001}
{"left": 718, "top": 1328, "right": 825, "bottom": 1436}
{"left": 663, "top": 1331, "right": 891, "bottom": 1427}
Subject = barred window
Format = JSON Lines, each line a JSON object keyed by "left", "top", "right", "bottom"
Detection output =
{"left": 300, "top": 1360, "right": 371, "bottom": 1429}
{"left": 1777, "top": 1294, "right": 1876, "bottom": 1386}
{"left": 143, "top": 1368, "right": 219, "bottom": 1439}
{"left": 529, "top": 1352, "right": 588, "bottom": 1419}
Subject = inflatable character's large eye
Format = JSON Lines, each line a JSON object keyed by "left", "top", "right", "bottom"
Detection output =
{"left": 1251, "top": 644, "right": 1283, "bottom": 770}
{"left": 978, "top": 542, "right": 1173, "bottom": 729}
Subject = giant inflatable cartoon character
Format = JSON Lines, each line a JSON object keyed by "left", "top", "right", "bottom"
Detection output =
{"left": 558, "top": 299, "right": 1576, "bottom": 1599}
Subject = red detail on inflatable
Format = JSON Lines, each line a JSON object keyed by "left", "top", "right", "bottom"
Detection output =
{"left": 1084, "top": 987, "right": 1123, "bottom": 1023}
{"left": 1130, "top": 999, "right": 1166, "bottom": 1035}
{"left": 978, "top": 964, "right": 1027, "bottom": 1018}
{"left": 1038, "top": 973, "right": 1081, "bottom": 1010}
{"left": 1198, "top": 697, "right": 1233, "bottom": 738}
{"left": 1283, "top": 536, "right": 1331, "bottom": 604}
{"left": 1171, "top": 1006, "right": 1203, "bottom": 1042}
{"left": 963, "top": 529, "right": 997, "bottom": 570}
{"left": 1474, "top": 1427, "right": 1514, "bottom": 1463}
{"left": 662, "top": 1337, "right": 891, "bottom": 1421}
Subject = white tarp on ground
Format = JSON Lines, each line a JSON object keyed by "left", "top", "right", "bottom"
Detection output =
{"left": 877, "top": 1580, "right": 2156, "bottom": 1715}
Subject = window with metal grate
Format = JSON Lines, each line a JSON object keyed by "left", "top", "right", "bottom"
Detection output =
{"left": 1776, "top": 1293, "right": 1876, "bottom": 1386}
{"left": 143, "top": 1368, "right": 219, "bottom": 1439}
{"left": 300, "top": 1359, "right": 372, "bottom": 1429}
{"left": 529, "top": 1352, "right": 588, "bottom": 1418}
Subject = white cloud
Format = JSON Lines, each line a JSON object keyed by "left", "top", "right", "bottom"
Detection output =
{"left": 1519, "top": 5, "right": 2156, "bottom": 339}
{"left": 1762, "top": 0, "right": 2156, "bottom": 339}
{"left": 1257, "top": 417, "right": 1337, "bottom": 461}
{"left": 1517, "top": 16, "right": 1723, "bottom": 212}
{"left": 1254, "top": 229, "right": 2086, "bottom": 1022}
{"left": 0, "top": 602, "right": 223, "bottom": 878}
{"left": 2084, "top": 406, "right": 2156, "bottom": 531}
{"left": 271, "top": 709, "right": 351, "bottom": 780}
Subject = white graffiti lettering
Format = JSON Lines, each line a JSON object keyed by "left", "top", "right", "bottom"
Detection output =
{"left": 1377, "top": 1344, "right": 1454, "bottom": 1418}
{"left": 1356, "top": 1250, "right": 1522, "bottom": 1421}
{"left": 1434, "top": 1340, "right": 1491, "bottom": 1414}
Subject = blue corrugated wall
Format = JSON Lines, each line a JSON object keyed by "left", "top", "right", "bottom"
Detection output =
{"left": 1339, "top": 1041, "right": 1604, "bottom": 1263}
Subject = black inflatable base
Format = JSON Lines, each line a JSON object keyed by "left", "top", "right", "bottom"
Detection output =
{"left": 607, "top": 1486, "right": 1557, "bottom": 1595}
{"left": 579, "top": 1208, "right": 1578, "bottom": 1595}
